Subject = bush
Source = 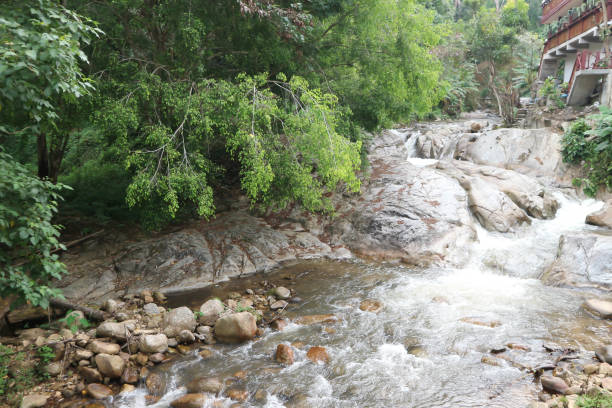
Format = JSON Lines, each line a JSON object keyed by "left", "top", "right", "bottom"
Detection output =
{"left": 563, "top": 107, "right": 612, "bottom": 196}
{"left": 577, "top": 393, "right": 612, "bottom": 408}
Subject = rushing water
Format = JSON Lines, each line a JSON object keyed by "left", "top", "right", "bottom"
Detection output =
{"left": 112, "top": 127, "right": 611, "bottom": 408}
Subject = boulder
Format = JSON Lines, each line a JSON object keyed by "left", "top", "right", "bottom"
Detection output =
{"left": 162, "top": 307, "right": 196, "bottom": 337}
{"left": 596, "top": 346, "right": 612, "bottom": 364}
{"left": 584, "top": 299, "right": 612, "bottom": 318}
{"left": 78, "top": 366, "right": 102, "bottom": 383}
{"left": 178, "top": 330, "right": 195, "bottom": 344}
{"left": 271, "top": 287, "right": 291, "bottom": 299}
{"left": 275, "top": 344, "right": 294, "bottom": 365}
{"left": 306, "top": 346, "right": 330, "bottom": 364}
{"left": 214, "top": 312, "right": 257, "bottom": 343}
{"left": 86, "top": 383, "right": 113, "bottom": 399}
{"left": 88, "top": 340, "right": 120, "bottom": 355}
{"left": 139, "top": 334, "right": 168, "bottom": 354}
{"left": 96, "top": 321, "right": 135, "bottom": 341}
{"left": 94, "top": 353, "right": 126, "bottom": 378}
{"left": 143, "top": 303, "right": 160, "bottom": 315}
{"left": 541, "top": 376, "right": 569, "bottom": 395}
{"left": 196, "top": 326, "right": 215, "bottom": 344}
{"left": 170, "top": 393, "right": 208, "bottom": 408}
{"left": 198, "top": 299, "right": 225, "bottom": 326}
{"left": 20, "top": 393, "right": 49, "bottom": 408}
{"left": 586, "top": 201, "right": 612, "bottom": 228}
{"left": 186, "top": 377, "right": 224, "bottom": 394}
{"left": 74, "top": 349, "right": 93, "bottom": 360}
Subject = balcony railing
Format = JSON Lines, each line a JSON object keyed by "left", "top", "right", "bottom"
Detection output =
{"left": 543, "top": 0, "right": 612, "bottom": 53}
{"left": 542, "top": 0, "right": 573, "bottom": 23}
{"left": 567, "top": 50, "right": 611, "bottom": 94}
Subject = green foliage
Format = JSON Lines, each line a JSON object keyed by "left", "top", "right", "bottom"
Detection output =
{"left": 563, "top": 107, "right": 612, "bottom": 196}
{"left": 0, "top": 343, "right": 54, "bottom": 404}
{"left": 501, "top": 0, "right": 529, "bottom": 28}
{"left": 35, "top": 346, "right": 55, "bottom": 379}
{"left": 539, "top": 77, "right": 565, "bottom": 108}
{"left": 0, "top": 345, "right": 8, "bottom": 396}
{"left": 561, "top": 119, "right": 592, "bottom": 164}
{"left": 577, "top": 393, "right": 612, "bottom": 408}
{"left": 0, "top": 150, "right": 68, "bottom": 308}
{"left": 0, "top": 0, "right": 100, "bottom": 136}
{"left": 57, "top": 310, "right": 91, "bottom": 334}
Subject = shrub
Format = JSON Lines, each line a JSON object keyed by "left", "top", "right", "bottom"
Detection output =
{"left": 561, "top": 118, "right": 592, "bottom": 164}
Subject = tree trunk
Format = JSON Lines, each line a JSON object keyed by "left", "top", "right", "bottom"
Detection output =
{"left": 37, "top": 134, "right": 49, "bottom": 179}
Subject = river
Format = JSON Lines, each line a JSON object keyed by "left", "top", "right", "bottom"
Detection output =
{"left": 112, "top": 122, "right": 611, "bottom": 408}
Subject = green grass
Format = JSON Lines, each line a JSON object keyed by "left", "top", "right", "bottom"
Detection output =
{"left": 577, "top": 394, "right": 612, "bottom": 408}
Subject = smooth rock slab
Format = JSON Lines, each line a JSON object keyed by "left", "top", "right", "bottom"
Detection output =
{"left": 586, "top": 201, "right": 612, "bottom": 228}
{"left": 541, "top": 376, "right": 569, "bottom": 395}
{"left": 584, "top": 299, "right": 612, "bottom": 319}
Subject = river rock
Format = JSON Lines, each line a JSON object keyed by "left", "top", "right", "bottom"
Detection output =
{"left": 271, "top": 287, "right": 291, "bottom": 299}
{"left": 143, "top": 303, "right": 160, "bottom": 315}
{"left": 541, "top": 376, "right": 569, "bottom": 395}
{"left": 120, "top": 384, "right": 136, "bottom": 394}
{"left": 87, "top": 383, "right": 113, "bottom": 399}
{"left": 20, "top": 393, "right": 49, "bottom": 408}
{"left": 586, "top": 201, "right": 612, "bottom": 228}
{"left": 542, "top": 233, "right": 612, "bottom": 289}
{"left": 146, "top": 372, "right": 166, "bottom": 396}
{"left": 104, "top": 299, "right": 120, "bottom": 314}
{"left": 75, "top": 349, "right": 93, "bottom": 361}
{"left": 306, "top": 346, "right": 330, "bottom": 364}
{"left": 186, "top": 376, "right": 223, "bottom": 394}
{"left": 360, "top": 299, "right": 383, "bottom": 313}
{"left": 199, "top": 299, "right": 225, "bottom": 325}
{"left": 140, "top": 334, "right": 168, "bottom": 353}
{"left": 584, "top": 299, "right": 612, "bottom": 318}
{"left": 96, "top": 320, "right": 136, "bottom": 341}
{"left": 176, "top": 330, "right": 194, "bottom": 344}
{"left": 596, "top": 346, "right": 612, "bottom": 364}
{"left": 79, "top": 366, "right": 102, "bottom": 383}
{"left": 270, "top": 300, "right": 288, "bottom": 310}
{"left": 121, "top": 366, "right": 139, "bottom": 384}
{"left": 226, "top": 387, "right": 248, "bottom": 401}
{"left": 170, "top": 393, "right": 208, "bottom": 408}
{"left": 162, "top": 307, "right": 196, "bottom": 337}
{"left": 214, "top": 312, "right": 257, "bottom": 343}
{"left": 45, "top": 361, "right": 62, "bottom": 376}
{"left": 196, "top": 325, "right": 215, "bottom": 344}
{"left": 295, "top": 314, "right": 337, "bottom": 325}
{"left": 95, "top": 353, "right": 126, "bottom": 378}
{"left": 88, "top": 340, "right": 120, "bottom": 355}
{"left": 276, "top": 344, "right": 294, "bottom": 365}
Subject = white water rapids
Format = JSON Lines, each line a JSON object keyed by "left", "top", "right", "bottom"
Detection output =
{"left": 111, "top": 127, "right": 610, "bottom": 408}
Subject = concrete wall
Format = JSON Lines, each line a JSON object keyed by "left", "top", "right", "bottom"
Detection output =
{"left": 564, "top": 54, "right": 577, "bottom": 83}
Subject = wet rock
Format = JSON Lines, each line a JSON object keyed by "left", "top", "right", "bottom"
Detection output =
{"left": 583, "top": 364, "right": 599, "bottom": 375}
{"left": 194, "top": 325, "right": 213, "bottom": 342}
{"left": 586, "top": 201, "right": 612, "bottom": 229}
{"left": 79, "top": 366, "right": 103, "bottom": 383}
{"left": 226, "top": 387, "right": 248, "bottom": 402}
{"left": 254, "top": 389, "right": 267, "bottom": 403}
{"left": 178, "top": 330, "right": 195, "bottom": 344}
{"left": 20, "top": 393, "right": 49, "bottom": 408}
{"left": 294, "top": 314, "right": 337, "bottom": 325}
{"left": 597, "top": 346, "right": 612, "bottom": 364}
{"left": 506, "top": 343, "right": 530, "bottom": 351}
{"left": 233, "top": 370, "right": 247, "bottom": 380}
{"left": 359, "top": 299, "right": 383, "bottom": 313}
{"left": 95, "top": 353, "right": 126, "bottom": 379}
{"left": 146, "top": 372, "right": 166, "bottom": 396}
{"left": 121, "top": 366, "right": 139, "bottom": 384}
{"left": 459, "top": 317, "right": 501, "bottom": 328}
{"left": 120, "top": 384, "right": 136, "bottom": 394}
{"left": 542, "top": 233, "right": 612, "bottom": 289}
{"left": 271, "top": 287, "right": 291, "bottom": 299}
{"left": 270, "top": 300, "right": 288, "bottom": 310}
{"left": 162, "top": 307, "right": 197, "bottom": 337}
{"left": 139, "top": 334, "right": 168, "bottom": 354}
{"left": 481, "top": 356, "right": 502, "bottom": 366}
{"left": 143, "top": 303, "right": 160, "bottom": 315}
{"left": 149, "top": 353, "right": 165, "bottom": 363}
{"left": 199, "top": 349, "right": 213, "bottom": 359}
{"left": 170, "top": 393, "right": 208, "bottom": 408}
{"left": 306, "top": 346, "right": 330, "bottom": 364}
{"left": 186, "top": 377, "right": 223, "bottom": 394}
{"left": 584, "top": 299, "right": 612, "bottom": 319}
{"left": 86, "top": 383, "right": 113, "bottom": 399}
{"left": 199, "top": 299, "right": 225, "bottom": 325}
{"left": 275, "top": 344, "right": 294, "bottom": 365}
{"left": 541, "top": 376, "right": 569, "bottom": 395}
{"left": 135, "top": 352, "right": 148, "bottom": 365}
{"left": 88, "top": 340, "right": 120, "bottom": 355}
{"left": 271, "top": 318, "right": 288, "bottom": 331}
{"left": 214, "top": 312, "right": 257, "bottom": 343}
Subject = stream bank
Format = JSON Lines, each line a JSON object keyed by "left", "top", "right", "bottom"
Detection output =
{"left": 4, "top": 112, "right": 612, "bottom": 408}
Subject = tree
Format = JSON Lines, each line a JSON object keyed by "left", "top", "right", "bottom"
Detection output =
{"left": 0, "top": 0, "right": 101, "bottom": 182}
{"left": 0, "top": 150, "right": 68, "bottom": 309}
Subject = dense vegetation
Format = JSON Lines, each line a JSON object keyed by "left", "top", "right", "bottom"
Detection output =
{"left": 0, "top": 0, "right": 542, "bottom": 305}
{"left": 562, "top": 107, "right": 612, "bottom": 196}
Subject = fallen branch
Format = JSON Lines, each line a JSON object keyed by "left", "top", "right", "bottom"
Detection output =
{"left": 49, "top": 298, "right": 107, "bottom": 322}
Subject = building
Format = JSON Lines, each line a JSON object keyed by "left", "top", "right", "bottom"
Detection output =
{"left": 538, "top": 0, "right": 612, "bottom": 105}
